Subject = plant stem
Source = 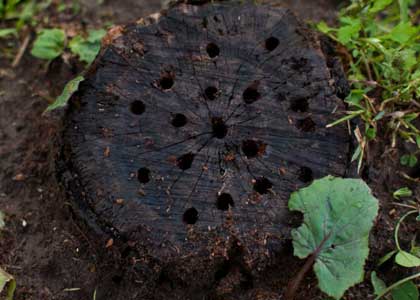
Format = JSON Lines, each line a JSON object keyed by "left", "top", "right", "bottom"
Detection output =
{"left": 285, "top": 234, "right": 331, "bottom": 300}
{"left": 374, "top": 272, "right": 420, "bottom": 300}
{"left": 394, "top": 210, "right": 418, "bottom": 251}
{"left": 284, "top": 253, "right": 317, "bottom": 300}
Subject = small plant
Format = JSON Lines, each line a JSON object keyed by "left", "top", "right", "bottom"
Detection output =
{"left": 0, "top": 0, "right": 51, "bottom": 30}
{"left": 285, "top": 176, "right": 379, "bottom": 299}
{"left": 318, "top": 0, "right": 420, "bottom": 172}
{"left": 31, "top": 28, "right": 106, "bottom": 65}
{"left": 0, "top": 211, "right": 15, "bottom": 300}
{"left": 371, "top": 207, "right": 420, "bottom": 299}
{"left": 393, "top": 187, "right": 413, "bottom": 199}
{"left": 0, "top": 268, "right": 15, "bottom": 300}
{"left": 30, "top": 28, "right": 66, "bottom": 60}
{"left": 400, "top": 153, "right": 418, "bottom": 168}
{"left": 31, "top": 28, "right": 106, "bottom": 112}
{"left": 45, "top": 75, "right": 85, "bottom": 112}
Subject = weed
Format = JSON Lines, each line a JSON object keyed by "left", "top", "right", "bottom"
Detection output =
{"left": 319, "top": 0, "right": 420, "bottom": 172}
{"left": 286, "top": 176, "right": 378, "bottom": 299}
{"left": 372, "top": 207, "right": 420, "bottom": 299}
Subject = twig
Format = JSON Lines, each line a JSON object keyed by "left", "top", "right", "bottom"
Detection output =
{"left": 410, "top": 99, "right": 420, "bottom": 109}
{"left": 12, "top": 34, "right": 31, "bottom": 68}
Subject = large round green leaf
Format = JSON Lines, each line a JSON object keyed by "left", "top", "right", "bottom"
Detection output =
{"left": 289, "top": 176, "right": 379, "bottom": 299}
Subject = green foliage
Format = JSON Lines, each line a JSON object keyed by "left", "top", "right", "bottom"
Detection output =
{"left": 372, "top": 271, "right": 419, "bottom": 300}
{"left": 371, "top": 271, "right": 387, "bottom": 296}
{"left": 69, "top": 29, "right": 106, "bottom": 64}
{"left": 31, "top": 27, "right": 105, "bottom": 111}
{"left": 393, "top": 187, "right": 413, "bottom": 199}
{"left": 0, "top": 0, "right": 52, "bottom": 30}
{"left": 289, "top": 176, "right": 379, "bottom": 299}
{"left": 395, "top": 250, "right": 420, "bottom": 267}
{"left": 31, "top": 28, "right": 65, "bottom": 60}
{"left": 31, "top": 28, "right": 105, "bottom": 65}
{"left": 0, "top": 28, "right": 17, "bottom": 38}
{"left": 374, "top": 209, "right": 420, "bottom": 299}
{"left": 400, "top": 154, "right": 418, "bottom": 167}
{"left": 45, "top": 75, "right": 84, "bottom": 112}
{"left": 318, "top": 0, "right": 420, "bottom": 170}
{"left": 379, "top": 210, "right": 420, "bottom": 268}
{"left": 0, "top": 211, "right": 5, "bottom": 230}
{"left": 391, "top": 281, "right": 419, "bottom": 300}
{"left": 0, "top": 267, "right": 15, "bottom": 300}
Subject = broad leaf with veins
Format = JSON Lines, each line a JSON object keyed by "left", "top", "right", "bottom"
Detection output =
{"left": 289, "top": 176, "right": 379, "bottom": 299}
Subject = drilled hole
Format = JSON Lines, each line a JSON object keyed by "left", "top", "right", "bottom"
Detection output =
{"left": 212, "top": 117, "right": 228, "bottom": 139}
{"left": 159, "top": 75, "right": 174, "bottom": 90}
{"left": 112, "top": 275, "right": 123, "bottom": 284}
{"left": 290, "top": 98, "right": 309, "bottom": 112}
{"left": 277, "top": 92, "right": 287, "bottom": 102}
{"left": 177, "top": 153, "right": 195, "bottom": 170}
{"left": 242, "top": 140, "right": 259, "bottom": 158}
{"left": 183, "top": 207, "right": 198, "bottom": 224}
{"left": 216, "top": 193, "right": 234, "bottom": 211}
{"left": 137, "top": 167, "right": 150, "bottom": 184}
{"left": 296, "top": 117, "right": 316, "bottom": 132}
{"left": 171, "top": 113, "right": 187, "bottom": 127}
{"left": 298, "top": 166, "right": 313, "bottom": 183}
{"left": 205, "top": 86, "right": 218, "bottom": 100}
{"left": 206, "top": 43, "right": 220, "bottom": 58}
{"left": 265, "top": 37, "right": 279, "bottom": 51}
{"left": 130, "top": 100, "right": 145, "bottom": 115}
{"left": 253, "top": 177, "right": 272, "bottom": 194}
{"left": 243, "top": 86, "right": 260, "bottom": 104}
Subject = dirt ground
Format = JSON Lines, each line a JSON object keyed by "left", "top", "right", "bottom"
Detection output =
{"left": 0, "top": 1, "right": 418, "bottom": 299}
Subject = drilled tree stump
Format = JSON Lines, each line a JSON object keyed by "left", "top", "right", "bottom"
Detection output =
{"left": 61, "top": 2, "right": 351, "bottom": 290}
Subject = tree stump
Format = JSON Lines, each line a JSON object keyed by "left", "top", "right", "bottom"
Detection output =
{"left": 61, "top": 2, "right": 351, "bottom": 291}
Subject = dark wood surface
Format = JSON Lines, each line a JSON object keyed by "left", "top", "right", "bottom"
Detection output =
{"left": 61, "top": 2, "right": 351, "bottom": 281}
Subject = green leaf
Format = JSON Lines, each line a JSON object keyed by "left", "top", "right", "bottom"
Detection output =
{"left": 289, "top": 176, "right": 379, "bottom": 299}
{"left": 317, "top": 21, "right": 333, "bottom": 34}
{"left": 373, "top": 111, "right": 386, "bottom": 122}
{"left": 0, "top": 268, "right": 16, "bottom": 300}
{"left": 369, "top": 0, "right": 393, "bottom": 13}
{"left": 0, "top": 211, "right": 4, "bottom": 230}
{"left": 45, "top": 75, "right": 84, "bottom": 112}
{"left": 337, "top": 18, "right": 361, "bottom": 44}
{"left": 69, "top": 29, "right": 106, "bottom": 64}
{"left": 398, "top": 0, "right": 411, "bottom": 23}
{"left": 400, "top": 155, "right": 418, "bottom": 167}
{"left": 395, "top": 250, "right": 420, "bottom": 267}
{"left": 86, "top": 29, "right": 106, "bottom": 43}
{"left": 386, "top": 22, "right": 418, "bottom": 44}
{"left": 401, "top": 49, "right": 417, "bottom": 72}
{"left": 378, "top": 250, "right": 397, "bottom": 266}
{"left": 371, "top": 271, "right": 387, "bottom": 296}
{"left": 0, "top": 28, "right": 17, "bottom": 38}
{"left": 366, "top": 127, "right": 377, "bottom": 140}
{"left": 31, "top": 28, "right": 65, "bottom": 60}
{"left": 345, "top": 89, "right": 365, "bottom": 108}
{"left": 410, "top": 245, "right": 420, "bottom": 258}
{"left": 391, "top": 280, "right": 419, "bottom": 300}
{"left": 351, "top": 145, "right": 362, "bottom": 163}
{"left": 416, "top": 135, "right": 420, "bottom": 148}
{"left": 393, "top": 187, "right": 413, "bottom": 199}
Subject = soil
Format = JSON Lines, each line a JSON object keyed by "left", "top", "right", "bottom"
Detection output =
{"left": 0, "top": 1, "right": 418, "bottom": 300}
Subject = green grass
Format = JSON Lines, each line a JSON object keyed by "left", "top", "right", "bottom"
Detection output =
{"left": 318, "top": 0, "right": 420, "bottom": 173}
